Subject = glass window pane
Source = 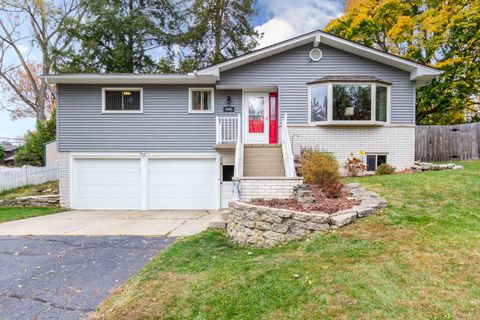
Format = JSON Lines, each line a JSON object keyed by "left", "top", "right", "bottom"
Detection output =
{"left": 192, "top": 91, "right": 202, "bottom": 110}
{"left": 105, "top": 91, "right": 123, "bottom": 110}
{"left": 202, "top": 91, "right": 212, "bottom": 110}
{"left": 222, "top": 165, "right": 234, "bottom": 182}
{"left": 376, "top": 86, "right": 387, "bottom": 122}
{"left": 310, "top": 85, "right": 328, "bottom": 122}
{"left": 332, "top": 84, "right": 371, "bottom": 120}
{"left": 123, "top": 91, "right": 140, "bottom": 110}
{"left": 366, "top": 155, "right": 376, "bottom": 171}
{"left": 377, "top": 155, "right": 387, "bottom": 166}
{"left": 270, "top": 96, "right": 277, "bottom": 121}
{"left": 248, "top": 96, "right": 264, "bottom": 133}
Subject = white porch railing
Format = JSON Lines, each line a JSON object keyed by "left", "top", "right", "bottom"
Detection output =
{"left": 216, "top": 115, "right": 240, "bottom": 144}
{"left": 281, "top": 114, "right": 296, "bottom": 177}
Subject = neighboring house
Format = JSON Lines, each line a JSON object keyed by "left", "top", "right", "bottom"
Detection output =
{"left": 44, "top": 140, "right": 59, "bottom": 166}
{"left": 0, "top": 142, "right": 19, "bottom": 167}
{"left": 43, "top": 30, "right": 441, "bottom": 211}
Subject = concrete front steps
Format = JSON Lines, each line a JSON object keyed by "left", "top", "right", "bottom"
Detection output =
{"left": 243, "top": 144, "right": 285, "bottom": 177}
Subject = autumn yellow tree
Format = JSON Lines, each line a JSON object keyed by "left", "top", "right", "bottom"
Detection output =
{"left": 326, "top": 0, "right": 480, "bottom": 124}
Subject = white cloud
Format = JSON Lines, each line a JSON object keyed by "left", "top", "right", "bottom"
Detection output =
{"left": 255, "top": 0, "right": 344, "bottom": 48}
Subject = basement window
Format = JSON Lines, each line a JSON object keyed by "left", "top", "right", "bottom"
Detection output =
{"left": 366, "top": 154, "right": 387, "bottom": 171}
{"left": 102, "top": 88, "right": 143, "bottom": 113}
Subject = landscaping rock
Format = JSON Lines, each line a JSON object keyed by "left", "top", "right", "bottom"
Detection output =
{"left": 0, "top": 195, "right": 60, "bottom": 208}
{"left": 227, "top": 184, "right": 386, "bottom": 247}
{"left": 330, "top": 212, "right": 357, "bottom": 228}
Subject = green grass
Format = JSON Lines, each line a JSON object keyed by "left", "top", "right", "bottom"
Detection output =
{"left": 0, "top": 181, "right": 59, "bottom": 199}
{"left": 0, "top": 207, "right": 65, "bottom": 223}
{"left": 95, "top": 161, "right": 480, "bottom": 320}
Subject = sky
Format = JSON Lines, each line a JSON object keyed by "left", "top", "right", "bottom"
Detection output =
{"left": 0, "top": 0, "right": 344, "bottom": 139}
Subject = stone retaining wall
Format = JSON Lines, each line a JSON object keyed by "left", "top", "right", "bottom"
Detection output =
{"left": 227, "top": 183, "right": 386, "bottom": 247}
{"left": 0, "top": 195, "right": 60, "bottom": 208}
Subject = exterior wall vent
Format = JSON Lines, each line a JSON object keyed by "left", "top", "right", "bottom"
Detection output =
{"left": 309, "top": 48, "right": 323, "bottom": 61}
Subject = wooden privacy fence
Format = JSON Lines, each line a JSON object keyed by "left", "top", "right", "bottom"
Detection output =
{"left": 416, "top": 123, "right": 480, "bottom": 162}
{"left": 0, "top": 161, "right": 59, "bottom": 192}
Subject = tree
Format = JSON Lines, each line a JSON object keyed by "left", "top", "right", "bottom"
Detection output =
{"left": 178, "top": 0, "right": 262, "bottom": 70}
{"left": 60, "top": 0, "right": 181, "bottom": 73}
{"left": 0, "top": 62, "right": 56, "bottom": 120}
{"left": 325, "top": 0, "right": 480, "bottom": 124}
{"left": 0, "top": 146, "right": 5, "bottom": 161}
{"left": 15, "top": 109, "right": 56, "bottom": 167}
{"left": 0, "top": 0, "right": 85, "bottom": 121}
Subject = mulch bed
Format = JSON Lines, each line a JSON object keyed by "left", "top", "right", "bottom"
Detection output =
{"left": 249, "top": 184, "right": 360, "bottom": 214}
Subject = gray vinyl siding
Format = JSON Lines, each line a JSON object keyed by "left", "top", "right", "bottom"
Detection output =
{"left": 57, "top": 84, "right": 241, "bottom": 151}
{"left": 219, "top": 43, "right": 416, "bottom": 124}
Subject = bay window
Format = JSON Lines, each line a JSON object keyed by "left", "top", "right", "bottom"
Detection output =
{"left": 308, "top": 79, "right": 390, "bottom": 125}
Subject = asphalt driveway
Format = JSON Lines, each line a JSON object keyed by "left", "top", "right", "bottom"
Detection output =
{"left": 0, "top": 235, "right": 175, "bottom": 320}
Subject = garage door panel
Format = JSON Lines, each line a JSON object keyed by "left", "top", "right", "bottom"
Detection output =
{"left": 148, "top": 158, "right": 216, "bottom": 210}
{"left": 74, "top": 159, "right": 141, "bottom": 210}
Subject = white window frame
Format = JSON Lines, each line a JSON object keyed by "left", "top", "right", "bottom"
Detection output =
{"left": 366, "top": 153, "right": 388, "bottom": 172}
{"left": 102, "top": 87, "right": 143, "bottom": 113}
{"left": 188, "top": 87, "right": 215, "bottom": 113}
{"left": 308, "top": 82, "right": 391, "bottom": 125}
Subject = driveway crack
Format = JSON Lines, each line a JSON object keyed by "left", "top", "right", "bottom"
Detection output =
{"left": 0, "top": 292, "right": 95, "bottom": 313}
{"left": 165, "top": 220, "right": 188, "bottom": 237}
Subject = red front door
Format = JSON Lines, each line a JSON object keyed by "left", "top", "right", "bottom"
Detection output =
{"left": 269, "top": 92, "right": 278, "bottom": 144}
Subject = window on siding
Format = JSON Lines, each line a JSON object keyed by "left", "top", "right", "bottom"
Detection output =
{"left": 189, "top": 88, "right": 214, "bottom": 112}
{"left": 366, "top": 154, "right": 387, "bottom": 171}
{"left": 332, "top": 84, "right": 371, "bottom": 121}
{"left": 310, "top": 84, "right": 328, "bottom": 122}
{"left": 103, "top": 88, "right": 142, "bottom": 112}
{"left": 376, "top": 85, "right": 388, "bottom": 122}
{"left": 308, "top": 82, "right": 389, "bottom": 124}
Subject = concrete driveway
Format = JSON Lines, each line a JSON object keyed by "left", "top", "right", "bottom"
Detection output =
{"left": 0, "top": 210, "right": 220, "bottom": 236}
{"left": 0, "top": 235, "right": 175, "bottom": 320}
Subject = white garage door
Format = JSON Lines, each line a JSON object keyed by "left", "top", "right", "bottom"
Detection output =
{"left": 148, "top": 158, "right": 216, "bottom": 210}
{"left": 74, "top": 159, "right": 141, "bottom": 210}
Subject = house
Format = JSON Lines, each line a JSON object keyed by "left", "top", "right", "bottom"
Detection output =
{"left": 0, "top": 142, "right": 19, "bottom": 167}
{"left": 43, "top": 30, "right": 441, "bottom": 211}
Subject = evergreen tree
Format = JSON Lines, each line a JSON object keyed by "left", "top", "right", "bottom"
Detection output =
{"left": 178, "top": 0, "right": 261, "bottom": 70}
{"left": 59, "top": 0, "right": 180, "bottom": 73}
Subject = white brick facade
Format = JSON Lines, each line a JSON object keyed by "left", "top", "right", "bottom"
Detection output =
{"left": 58, "top": 151, "right": 70, "bottom": 208}
{"left": 239, "top": 177, "right": 304, "bottom": 201}
{"left": 289, "top": 125, "right": 415, "bottom": 172}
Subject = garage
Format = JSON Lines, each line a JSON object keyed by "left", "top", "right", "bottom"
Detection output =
{"left": 148, "top": 158, "right": 217, "bottom": 210}
{"left": 73, "top": 158, "right": 142, "bottom": 210}
{"left": 71, "top": 156, "right": 218, "bottom": 210}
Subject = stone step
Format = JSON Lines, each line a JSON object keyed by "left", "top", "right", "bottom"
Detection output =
{"left": 209, "top": 219, "right": 227, "bottom": 230}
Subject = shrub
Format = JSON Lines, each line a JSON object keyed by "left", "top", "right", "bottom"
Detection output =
{"left": 322, "top": 178, "right": 343, "bottom": 198}
{"left": 376, "top": 163, "right": 396, "bottom": 175}
{"left": 0, "top": 146, "right": 4, "bottom": 161}
{"left": 344, "top": 153, "right": 367, "bottom": 177}
{"left": 297, "top": 148, "right": 340, "bottom": 186}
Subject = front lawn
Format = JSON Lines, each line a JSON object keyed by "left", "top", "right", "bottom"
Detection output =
{"left": 95, "top": 161, "right": 480, "bottom": 320}
{"left": 0, "top": 207, "right": 65, "bottom": 223}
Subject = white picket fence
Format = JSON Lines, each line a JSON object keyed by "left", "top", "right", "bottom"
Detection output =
{"left": 0, "top": 161, "right": 59, "bottom": 192}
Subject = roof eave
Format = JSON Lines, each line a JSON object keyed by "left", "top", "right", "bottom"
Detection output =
{"left": 198, "top": 30, "right": 441, "bottom": 84}
{"left": 41, "top": 74, "right": 217, "bottom": 85}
